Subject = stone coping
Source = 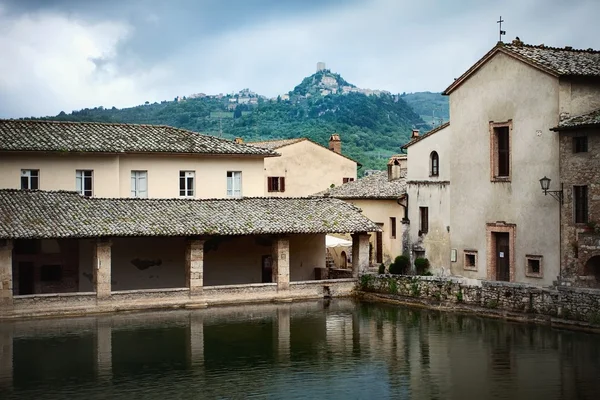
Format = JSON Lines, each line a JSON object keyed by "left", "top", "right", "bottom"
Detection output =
{"left": 204, "top": 282, "right": 277, "bottom": 291}
{"left": 291, "top": 278, "right": 356, "bottom": 285}
{"left": 14, "top": 291, "right": 96, "bottom": 299}
{"left": 111, "top": 287, "right": 189, "bottom": 295}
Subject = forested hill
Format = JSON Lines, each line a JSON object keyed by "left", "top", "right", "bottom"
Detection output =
{"left": 30, "top": 70, "right": 437, "bottom": 171}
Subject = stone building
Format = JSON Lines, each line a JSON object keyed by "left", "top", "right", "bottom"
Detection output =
{"left": 552, "top": 109, "right": 600, "bottom": 287}
{"left": 316, "top": 167, "right": 407, "bottom": 266}
{"left": 247, "top": 135, "right": 359, "bottom": 197}
{"left": 401, "top": 40, "right": 600, "bottom": 286}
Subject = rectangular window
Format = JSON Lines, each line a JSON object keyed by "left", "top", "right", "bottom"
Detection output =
{"left": 343, "top": 177, "right": 355, "bottom": 184}
{"left": 419, "top": 207, "right": 429, "bottom": 234}
{"left": 20, "top": 169, "right": 39, "bottom": 190}
{"left": 267, "top": 177, "right": 286, "bottom": 192}
{"left": 525, "top": 255, "right": 543, "bottom": 278}
{"left": 574, "top": 185, "right": 588, "bottom": 223}
{"left": 390, "top": 217, "right": 397, "bottom": 239}
{"left": 573, "top": 136, "right": 588, "bottom": 153}
{"left": 464, "top": 250, "right": 478, "bottom": 271}
{"left": 75, "top": 170, "right": 93, "bottom": 197}
{"left": 179, "top": 171, "right": 195, "bottom": 197}
{"left": 227, "top": 171, "right": 242, "bottom": 197}
{"left": 490, "top": 122, "right": 512, "bottom": 181}
{"left": 131, "top": 171, "right": 148, "bottom": 198}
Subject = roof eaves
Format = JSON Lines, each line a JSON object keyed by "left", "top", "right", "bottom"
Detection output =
{"left": 401, "top": 122, "right": 450, "bottom": 149}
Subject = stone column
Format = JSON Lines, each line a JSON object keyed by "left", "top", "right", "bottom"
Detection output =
{"left": 277, "top": 306, "right": 291, "bottom": 362}
{"left": 0, "top": 324, "right": 13, "bottom": 389}
{"left": 351, "top": 233, "right": 370, "bottom": 277}
{"left": 96, "top": 319, "right": 112, "bottom": 380}
{"left": 0, "top": 240, "right": 13, "bottom": 306}
{"left": 186, "top": 239, "right": 204, "bottom": 296}
{"left": 93, "top": 239, "right": 112, "bottom": 299}
{"left": 272, "top": 237, "right": 290, "bottom": 291}
{"left": 188, "top": 313, "right": 204, "bottom": 368}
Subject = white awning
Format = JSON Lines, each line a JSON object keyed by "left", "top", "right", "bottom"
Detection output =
{"left": 326, "top": 235, "right": 352, "bottom": 248}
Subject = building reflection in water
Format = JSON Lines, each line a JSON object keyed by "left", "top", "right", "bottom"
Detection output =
{"left": 0, "top": 300, "right": 599, "bottom": 399}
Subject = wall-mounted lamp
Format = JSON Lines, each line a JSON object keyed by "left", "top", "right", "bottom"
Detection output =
{"left": 539, "top": 176, "right": 563, "bottom": 205}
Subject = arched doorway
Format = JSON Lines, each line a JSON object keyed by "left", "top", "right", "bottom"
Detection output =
{"left": 584, "top": 255, "right": 600, "bottom": 283}
{"left": 340, "top": 251, "right": 348, "bottom": 269}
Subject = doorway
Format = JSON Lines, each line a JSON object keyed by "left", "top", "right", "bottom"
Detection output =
{"left": 495, "top": 232, "right": 510, "bottom": 281}
{"left": 261, "top": 255, "right": 273, "bottom": 283}
{"left": 18, "top": 262, "right": 35, "bottom": 295}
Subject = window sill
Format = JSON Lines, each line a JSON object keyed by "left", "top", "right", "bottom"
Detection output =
{"left": 491, "top": 177, "right": 511, "bottom": 182}
{"left": 463, "top": 266, "right": 478, "bottom": 271}
{"left": 525, "top": 273, "right": 543, "bottom": 279}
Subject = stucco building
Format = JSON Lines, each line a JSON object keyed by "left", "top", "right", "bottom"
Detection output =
{"left": 402, "top": 40, "right": 600, "bottom": 286}
{"left": 316, "top": 166, "right": 407, "bottom": 266}
{"left": 248, "top": 135, "right": 359, "bottom": 197}
{"left": 0, "top": 121, "right": 377, "bottom": 318}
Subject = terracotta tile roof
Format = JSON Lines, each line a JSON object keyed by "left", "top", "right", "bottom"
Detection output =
{"left": 0, "top": 190, "right": 380, "bottom": 239}
{"left": 401, "top": 122, "right": 450, "bottom": 149}
{"left": 248, "top": 137, "right": 362, "bottom": 166}
{"left": 315, "top": 171, "right": 406, "bottom": 200}
{"left": 0, "top": 120, "right": 277, "bottom": 156}
{"left": 444, "top": 42, "right": 600, "bottom": 95}
{"left": 551, "top": 108, "right": 600, "bottom": 130}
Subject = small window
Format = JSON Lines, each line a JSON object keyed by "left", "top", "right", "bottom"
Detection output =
{"left": 464, "top": 250, "right": 478, "bottom": 271}
{"left": 227, "top": 171, "right": 242, "bottom": 197}
{"left": 390, "top": 217, "right": 397, "bottom": 239}
{"left": 76, "top": 170, "right": 93, "bottom": 197}
{"left": 180, "top": 171, "right": 195, "bottom": 197}
{"left": 131, "top": 171, "right": 148, "bottom": 198}
{"left": 267, "top": 177, "right": 286, "bottom": 192}
{"left": 574, "top": 185, "right": 588, "bottom": 223}
{"left": 525, "top": 255, "right": 543, "bottom": 278}
{"left": 573, "top": 136, "right": 588, "bottom": 153}
{"left": 41, "top": 265, "right": 62, "bottom": 282}
{"left": 430, "top": 151, "right": 439, "bottom": 177}
{"left": 490, "top": 122, "right": 511, "bottom": 181}
{"left": 343, "top": 177, "right": 355, "bottom": 184}
{"left": 21, "top": 169, "right": 39, "bottom": 190}
{"left": 419, "top": 207, "right": 429, "bottom": 234}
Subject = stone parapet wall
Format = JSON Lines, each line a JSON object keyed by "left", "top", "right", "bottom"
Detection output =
{"left": 359, "top": 274, "right": 600, "bottom": 327}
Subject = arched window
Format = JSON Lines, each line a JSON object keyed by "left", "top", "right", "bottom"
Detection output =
{"left": 430, "top": 151, "right": 439, "bottom": 177}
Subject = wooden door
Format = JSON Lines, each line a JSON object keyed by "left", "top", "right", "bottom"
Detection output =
{"left": 261, "top": 255, "right": 273, "bottom": 283}
{"left": 376, "top": 231, "right": 383, "bottom": 264}
{"left": 495, "top": 233, "right": 510, "bottom": 281}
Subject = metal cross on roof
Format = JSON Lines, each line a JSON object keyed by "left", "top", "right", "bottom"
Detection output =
{"left": 497, "top": 16, "right": 506, "bottom": 42}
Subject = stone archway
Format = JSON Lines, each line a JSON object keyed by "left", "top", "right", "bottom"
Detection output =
{"left": 584, "top": 255, "right": 600, "bottom": 283}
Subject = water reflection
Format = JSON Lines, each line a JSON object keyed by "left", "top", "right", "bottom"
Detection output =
{"left": 0, "top": 300, "right": 599, "bottom": 399}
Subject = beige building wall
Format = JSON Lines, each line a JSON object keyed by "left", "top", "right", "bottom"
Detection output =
{"left": 449, "top": 52, "right": 561, "bottom": 285}
{"left": 347, "top": 199, "right": 405, "bottom": 265}
{"left": 406, "top": 124, "right": 452, "bottom": 274}
{"left": 0, "top": 153, "right": 266, "bottom": 198}
{"left": 263, "top": 140, "right": 357, "bottom": 197}
{"left": 78, "top": 234, "right": 325, "bottom": 291}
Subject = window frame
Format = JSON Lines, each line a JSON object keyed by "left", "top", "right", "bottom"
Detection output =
{"left": 390, "top": 217, "right": 397, "bottom": 239}
{"left": 131, "top": 170, "right": 148, "bottom": 198}
{"left": 267, "top": 176, "right": 286, "bottom": 193}
{"left": 227, "top": 171, "right": 243, "bottom": 198}
{"left": 75, "top": 170, "right": 93, "bottom": 197}
{"left": 419, "top": 206, "right": 429, "bottom": 235}
{"left": 573, "top": 136, "right": 588, "bottom": 153}
{"left": 463, "top": 250, "right": 478, "bottom": 271}
{"left": 342, "top": 177, "right": 355, "bottom": 184}
{"left": 573, "top": 185, "right": 588, "bottom": 224}
{"left": 179, "top": 171, "right": 195, "bottom": 198}
{"left": 525, "top": 254, "right": 543, "bottom": 278}
{"left": 430, "top": 151, "right": 439, "bottom": 177}
{"left": 21, "top": 169, "right": 40, "bottom": 190}
{"left": 489, "top": 120, "right": 512, "bottom": 182}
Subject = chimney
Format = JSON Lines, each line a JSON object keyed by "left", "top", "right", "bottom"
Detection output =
{"left": 411, "top": 129, "right": 419, "bottom": 139}
{"left": 387, "top": 154, "right": 407, "bottom": 181}
{"left": 234, "top": 137, "right": 243, "bottom": 144}
{"left": 329, "top": 133, "right": 341, "bottom": 154}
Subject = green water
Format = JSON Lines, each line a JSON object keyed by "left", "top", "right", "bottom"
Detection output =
{"left": 0, "top": 300, "right": 599, "bottom": 399}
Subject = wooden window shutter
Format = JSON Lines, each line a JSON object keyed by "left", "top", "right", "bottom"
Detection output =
{"left": 280, "top": 177, "right": 285, "bottom": 192}
{"left": 268, "top": 177, "right": 273, "bottom": 192}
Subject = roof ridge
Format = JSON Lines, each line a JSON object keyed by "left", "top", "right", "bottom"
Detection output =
{"left": 504, "top": 42, "right": 600, "bottom": 53}
{"left": 247, "top": 137, "right": 306, "bottom": 144}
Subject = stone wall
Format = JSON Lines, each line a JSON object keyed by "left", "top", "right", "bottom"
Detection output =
{"left": 559, "top": 128, "right": 600, "bottom": 287}
{"left": 358, "top": 274, "right": 600, "bottom": 327}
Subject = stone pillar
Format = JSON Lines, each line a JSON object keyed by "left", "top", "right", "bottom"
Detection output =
{"left": 0, "top": 324, "right": 13, "bottom": 389}
{"left": 96, "top": 319, "right": 112, "bottom": 380}
{"left": 186, "top": 239, "right": 204, "bottom": 296}
{"left": 277, "top": 306, "right": 291, "bottom": 362}
{"left": 0, "top": 240, "right": 13, "bottom": 306}
{"left": 93, "top": 239, "right": 112, "bottom": 299}
{"left": 272, "top": 237, "right": 290, "bottom": 291}
{"left": 351, "top": 233, "right": 370, "bottom": 277}
{"left": 188, "top": 313, "right": 204, "bottom": 368}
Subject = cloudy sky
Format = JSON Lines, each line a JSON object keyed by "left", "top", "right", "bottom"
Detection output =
{"left": 0, "top": 0, "right": 599, "bottom": 118}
